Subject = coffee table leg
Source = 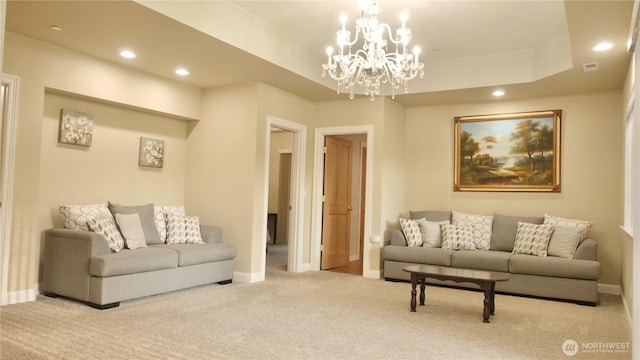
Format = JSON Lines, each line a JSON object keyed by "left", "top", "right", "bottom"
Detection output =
{"left": 481, "top": 282, "right": 492, "bottom": 323}
{"left": 419, "top": 278, "right": 426, "bottom": 306}
{"left": 490, "top": 282, "right": 496, "bottom": 315}
{"left": 410, "top": 274, "right": 417, "bottom": 312}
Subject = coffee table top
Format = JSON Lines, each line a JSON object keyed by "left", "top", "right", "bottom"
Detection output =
{"left": 403, "top": 264, "right": 510, "bottom": 282}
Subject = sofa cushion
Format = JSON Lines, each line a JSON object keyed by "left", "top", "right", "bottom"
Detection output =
{"left": 543, "top": 214, "right": 593, "bottom": 242}
{"left": 399, "top": 218, "right": 423, "bottom": 247}
{"left": 547, "top": 226, "right": 582, "bottom": 259}
{"left": 451, "top": 250, "right": 511, "bottom": 272}
{"left": 419, "top": 219, "right": 449, "bottom": 248}
{"left": 109, "top": 202, "right": 163, "bottom": 245}
{"left": 409, "top": 210, "right": 451, "bottom": 222}
{"left": 114, "top": 213, "right": 148, "bottom": 250}
{"left": 167, "top": 214, "right": 204, "bottom": 244}
{"left": 87, "top": 213, "right": 125, "bottom": 252}
{"left": 452, "top": 211, "right": 493, "bottom": 250}
{"left": 59, "top": 202, "right": 111, "bottom": 231}
{"left": 509, "top": 254, "right": 600, "bottom": 280}
{"left": 441, "top": 224, "right": 476, "bottom": 251}
{"left": 382, "top": 245, "right": 454, "bottom": 266}
{"left": 512, "top": 222, "right": 554, "bottom": 257}
{"left": 90, "top": 247, "right": 178, "bottom": 277}
{"left": 154, "top": 205, "right": 186, "bottom": 243}
{"left": 158, "top": 243, "right": 236, "bottom": 266}
{"left": 490, "top": 214, "right": 543, "bottom": 252}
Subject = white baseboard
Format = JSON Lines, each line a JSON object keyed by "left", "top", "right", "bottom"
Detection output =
{"left": 620, "top": 289, "right": 633, "bottom": 332}
{"left": 233, "top": 271, "right": 264, "bottom": 283}
{"left": 349, "top": 255, "right": 360, "bottom": 262}
{"left": 298, "top": 262, "right": 311, "bottom": 272}
{"left": 5, "top": 287, "right": 37, "bottom": 305}
{"left": 363, "top": 269, "right": 381, "bottom": 279}
{"left": 597, "top": 283, "right": 621, "bottom": 295}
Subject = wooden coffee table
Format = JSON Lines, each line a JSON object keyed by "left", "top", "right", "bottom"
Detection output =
{"left": 403, "top": 264, "right": 510, "bottom": 323}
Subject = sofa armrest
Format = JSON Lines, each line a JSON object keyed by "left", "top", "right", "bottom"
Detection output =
{"left": 574, "top": 238, "right": 597, "bottom": 261}
{"left": 200, "top": 225, "right": 223, "bottom": 244}
{"left": 390, "top": 229, "right": 407, "bottom": 246}
{"left": 42, "top": 228, "right": 112, "bottom": 301}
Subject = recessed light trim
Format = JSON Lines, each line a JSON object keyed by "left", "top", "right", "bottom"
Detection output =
{"left": 119, "top": 50, "right": 136, "bottom": 59}
{"left": 492, "top": 90, "right": 505, "bottom": 97}
{"left": 49, "top": 25, "right": 63, "bottom": 31}
{"left": 175, "top": 68, "right": 190, "bottom": 76}
{"left": 593, "top": 42, "right": 613, "bottom": 51}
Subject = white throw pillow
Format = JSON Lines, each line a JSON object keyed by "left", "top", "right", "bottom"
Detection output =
{"left": 452, "top": 211, "right": 493, "bottom": 250}
{"left": 154, "top": 205, "right": 186, "bottom": 243}
{"left": 512, "top": 222, "right": 554, "bottom": 257}
{"left": 114, "top": 213, "right": 148, "bottom": 250}
{"left": 547, "top": 226, "right": 582, "bottom": 259}
{"left": 543, "top": 214, "right": 593, "bottom": 242}
{"left": 399, "top": 218, "right": 423, "bottom": 247}
{"left": 59, "top": 202, "right": 111, "bottom": 231}
{"left": 87, "top": 214, "right": 125, "bottom": 252}
{"left": 418, "top": 219, "right": 450, "bottom": 248}
{"left": 167, "top": 214, "right": 204, "bottom": 244}
{"left": 440, "top": 224, "right": 476, "bottom": 251}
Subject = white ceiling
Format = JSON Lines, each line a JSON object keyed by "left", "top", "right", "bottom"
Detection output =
{"left": 4, "top": 0, "right": 635, "bottom": 106}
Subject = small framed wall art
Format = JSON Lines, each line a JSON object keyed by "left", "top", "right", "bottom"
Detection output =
{"left": 139, "top": 137, "right": 164, "bottom": 168}
{"left": 59, "top": 109, "right": 93, "bottom": 146}
{"left": 454, "top": 109, "right": 562, "bottom": 192}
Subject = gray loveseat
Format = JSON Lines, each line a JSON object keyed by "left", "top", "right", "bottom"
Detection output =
{"left": 383, "top": 210, "right": 600, "bottom": 305}
{"left": 42, "top": 225, "right": 236, "bottom": 309}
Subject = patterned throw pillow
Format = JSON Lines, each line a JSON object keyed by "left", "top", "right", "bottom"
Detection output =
{"left": 87, "top": 214, "right": 125, "bottom": 252}
{"left": 167, "top": 214, "right": 204, "bottom": 244}
{"left": 547, "top": 226, "right": 582, "bottom": 259}
{"left": 399, "top": 218, "right": 423, "bottom": 247}
{"left": 114, "top": 213, "right": 148, "bottom": 250}
{"left": 543, "top": 214, "right": 593, "bottom": 242}
{"left": 154, "top": 205, "right": 186, "bottom": 243}
{"left": 512, "top": 222, "right": 554, "bottom": 257}
{"left": 452, "top": 211, "right": 493, "bottom": 250}
{"left": 59, "top": 202, "right": 111, "bottom": 231}
{"left": 440, "top": 224, "right": 476, "bottom": 250}
{"left": 418, "top": 219, "right": 450, "bottom": 248}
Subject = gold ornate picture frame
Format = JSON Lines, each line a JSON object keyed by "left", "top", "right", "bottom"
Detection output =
{"left": 454, "top": 110, "right": 561, "bottom": 192}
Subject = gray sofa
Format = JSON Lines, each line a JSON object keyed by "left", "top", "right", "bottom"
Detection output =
{"left": 383, "top": 210, "right": 601, "bottom": 305}
{"left": 42, "top": 225, "right": 236, "bottom": 309}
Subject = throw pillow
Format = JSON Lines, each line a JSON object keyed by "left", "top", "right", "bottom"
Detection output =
{"left": 167, "top": 213, "right": 204, "bottom": 244}
{"left": 440, "top": 224, "right": 476, "bottom": 251}
{"left": 543, "top": 214, "right": 593, "bottom": 242}
{"left": 154, "top": 205, "right": 186, "bottom": 243}
{"left": 547, "top": 226, "right": 582, "bottom": 259}
{"left": 452, "top": 211, "right": 493, "bottom": 250}
{"left": 399, "top": 218, "right": 423, "bottom": 247}
{"left": 87, "top": 214, "right": 125, "bottom": 252}
{"left": 418, "top": 219, "right": 450, "bottom": 248}
{"left": 59, "top": 202, "right": 111, "bottom": 231}
{"left": 512, "top": 222, "right": 554, "bottom": 257}
{"left": 489, "top": 214, "right": 544, "bottom": 252}
{"left": 108, "top": 202, "right": 162, "bottom": 245}
{"left": 114, "top": 213, "right": 148, "bottom": 250}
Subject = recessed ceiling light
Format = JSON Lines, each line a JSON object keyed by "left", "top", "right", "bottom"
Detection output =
{"left": 119, "top": 50, "right": 136, "bottom": 59}
{"left": 492, "top": 90, "right": 505, "bottom": 97}
{"left": 175, "top": 68, "right": 189, "bottom": 76}
{"left": 593, "top": 42, "right": 613, "bottom": 51}
{"left": 49, "top": 25, "right": 62, "bottom": 31}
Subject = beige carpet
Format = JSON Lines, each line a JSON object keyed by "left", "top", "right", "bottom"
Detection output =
{"left": 0, "top": 252, "right": 631, "bottom": 359}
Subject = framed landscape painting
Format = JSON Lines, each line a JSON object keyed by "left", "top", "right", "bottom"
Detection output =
{"left": 454, "top": 110, "right": 562, "bottom": 192}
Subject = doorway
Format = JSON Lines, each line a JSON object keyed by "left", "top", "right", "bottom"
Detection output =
{"left": 313, "top": 127, "right": 371, "bottom": 277}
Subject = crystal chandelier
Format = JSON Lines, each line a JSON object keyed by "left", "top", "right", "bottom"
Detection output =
{"left": 321, "top": 0, "right": 425, "bottom": 100}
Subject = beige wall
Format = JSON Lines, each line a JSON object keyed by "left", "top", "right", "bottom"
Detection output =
{"left": 406, "top": 91, "right": 624, "bottom": 285}
{"left": 3, "top": 33, "right": 200, "bottom": 293}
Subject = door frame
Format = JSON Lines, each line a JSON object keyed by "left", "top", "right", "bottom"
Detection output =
{"left": 262, "top": 115, "right": 306, "bottom": 276}
{"left": 1, "top": 74, "right": 19, "bottom": 305}
{"left": 312, "top": 125, "right": 374, "bottom": 277}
